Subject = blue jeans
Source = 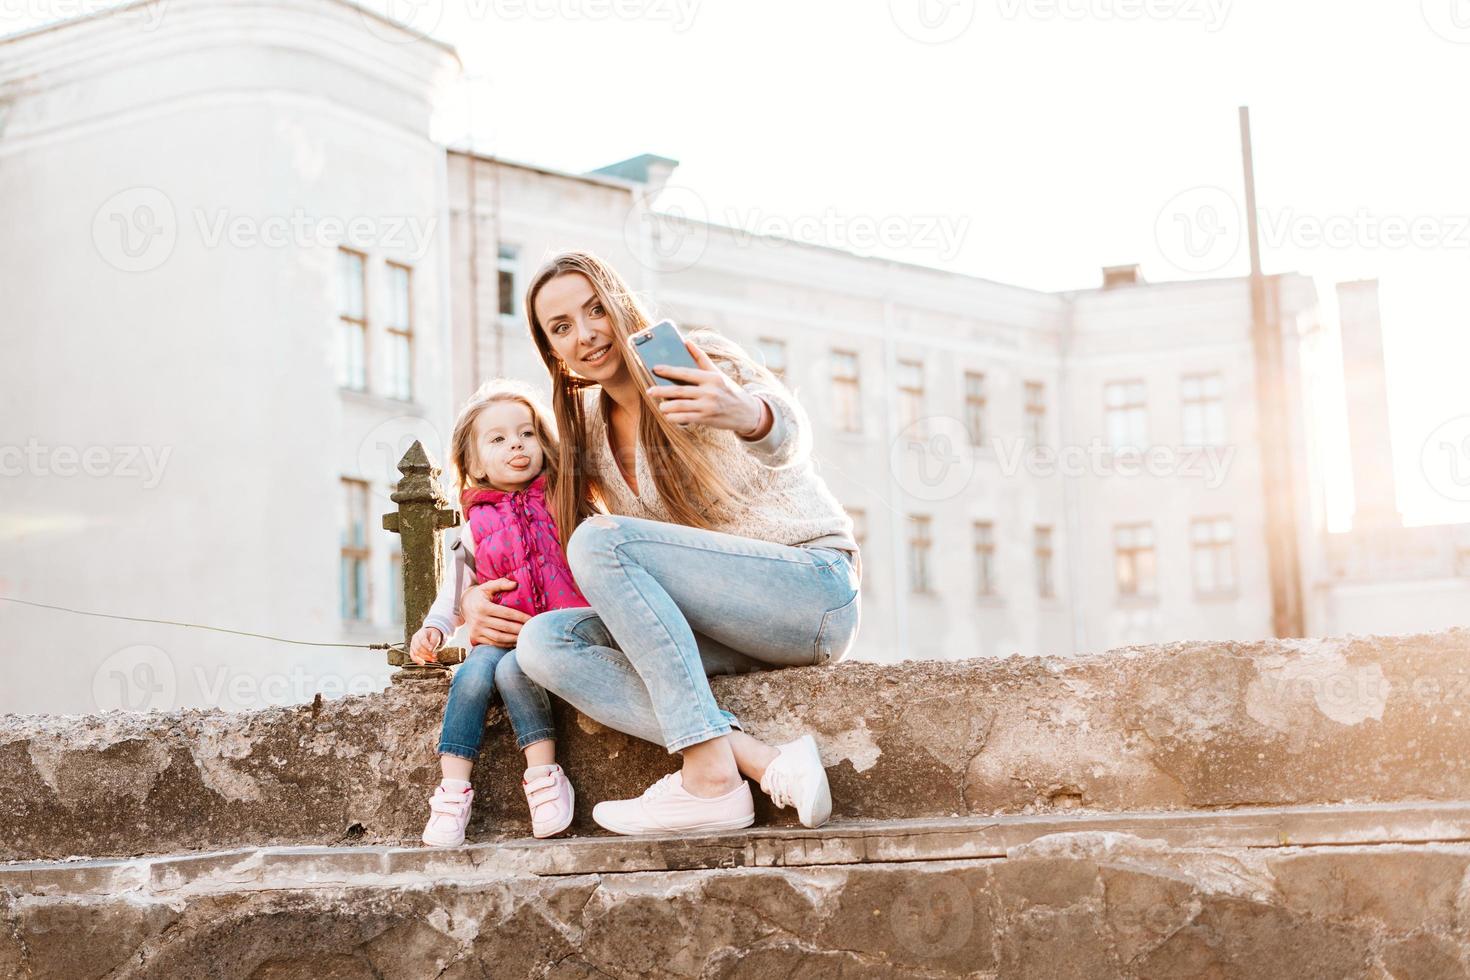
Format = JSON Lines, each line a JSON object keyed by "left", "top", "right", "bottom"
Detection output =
{"left": 515, "top": 515, "right": 861, "bottom": 753}
{"left": 437, "top": 645, "right": 557, "bottom": 760}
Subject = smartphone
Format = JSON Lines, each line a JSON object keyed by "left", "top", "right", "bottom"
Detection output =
{"left": 630, "top": 319, "right": 700, "bottom": 387}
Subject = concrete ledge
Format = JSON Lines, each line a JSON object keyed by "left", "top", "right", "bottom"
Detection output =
{"left": 6, "top": 831, "right": 1470, "bottom": 978}
{"left": 3, "top": 628, "right": 1469, "bottom": 861}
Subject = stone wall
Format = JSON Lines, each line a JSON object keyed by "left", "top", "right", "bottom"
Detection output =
{"left": 4, "top": 629, "right": 1468, "bottom": 862}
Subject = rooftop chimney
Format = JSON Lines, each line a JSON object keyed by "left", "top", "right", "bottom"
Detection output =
{"left": 1337, "top": 279, "right": 1402, "bottom": 530}
{"left": 1102, "top": 264, "right": 1143, "bottom": 289}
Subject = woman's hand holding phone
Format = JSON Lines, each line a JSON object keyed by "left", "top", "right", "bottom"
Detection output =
{"left": 647, "top": 340, "right": 770, "bottom": 437}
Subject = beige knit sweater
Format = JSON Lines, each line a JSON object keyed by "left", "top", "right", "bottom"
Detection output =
{"left": 582, "top": 330, "right": 862, "bottom": 580}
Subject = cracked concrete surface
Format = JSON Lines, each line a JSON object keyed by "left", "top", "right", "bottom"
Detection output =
{"left": 4, "top": 629, "right": 1470, "bottom": 861}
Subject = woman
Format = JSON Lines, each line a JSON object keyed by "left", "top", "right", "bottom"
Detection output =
{"left": 459, "top": 250, "right": 862, "bottom": 835}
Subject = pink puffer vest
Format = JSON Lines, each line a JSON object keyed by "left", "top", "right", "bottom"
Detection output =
{"left": 460, "top": 472, "right": 589, "bottom": 617}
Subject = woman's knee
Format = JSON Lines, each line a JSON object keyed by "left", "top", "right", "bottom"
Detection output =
{"left": 513, "top": 616, "right": 561, "bottom": 688}
{"left": 566, "top": 514, "right": 624, "bottom": 583}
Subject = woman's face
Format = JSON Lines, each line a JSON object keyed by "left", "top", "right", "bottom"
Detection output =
{"left": 535, "top": 272, "right": 628, "bottom": 385}
{"left": 469, "top": 400, "right": 543, "bottom": 490}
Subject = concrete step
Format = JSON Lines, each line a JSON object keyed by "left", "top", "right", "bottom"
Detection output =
{"left": 5, "top": 628, "right": 1470, "bottom": 862}
{"left": 6, "top": 800, "right": 1470, "bottom": 896}
{"left": 7, "top": 804, "right": 1470, "bottom": 978}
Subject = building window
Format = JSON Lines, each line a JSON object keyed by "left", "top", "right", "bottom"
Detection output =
{"left": 832, "top": 349, "right": 862, "bottom": 434}
{"left": 1024, "top": 381, "right": 1046, "bottom": 446}
{"left": 385, "top": 262, "right": 413, "bottom": 401}
{"left": 497, "top": 244, "right": 519, "bottom": 318}
{"left": 1182, "top": 372, "right": 1226, "bottom": 446}
{"left": 1191, "top": 517, "right": 1236, "bottom": 595}
{"left": 337, "top": 249, "right": 367, "bottom": 391}
{"left": 1104, "top": 380, "right": 1148, "bottom": 451}
{"left": 908, "top": 515, "right": 933, "bottom": 594}
{"left": 756, "top": 337, "right": 788, "bottom": 382}
{"left": 1035, "top": 525, "right": 1054, "bottom": 598}
{"left": 897, "top": 358, "right": 924, "bottom": 432}
{"left": 974, "top": 521, "right": 996, "bottom": 596}
{"left": 1114, "top": 523, "right": 1157, "bottom": 597}
{"left": 964, "top": 371, "right": 987, "bottom": 446}
{"left": 341, "top": 478, "right": 371, "bottom": 623}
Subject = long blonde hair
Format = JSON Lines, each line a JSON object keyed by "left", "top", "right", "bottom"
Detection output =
{"left": 524, "top": 250, "right": 751, "bottom": 552}
{"left": 448, "top": 379, "right": 564, "bottom": 514}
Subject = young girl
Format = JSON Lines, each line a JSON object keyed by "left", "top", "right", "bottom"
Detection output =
{"left": 410, "top": 379, "right": 589, "bottom": 846}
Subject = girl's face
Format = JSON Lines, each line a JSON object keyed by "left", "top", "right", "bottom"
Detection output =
{"left": 468, "top": 400, "right": 544, "bottom": 491}
{"left": 536, "top": 272, "right": 629, "bottom": 385}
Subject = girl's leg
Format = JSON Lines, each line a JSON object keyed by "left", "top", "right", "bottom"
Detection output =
{"left": 492, "top": 651, "right": 558, "bottom": 766}
{"left": 437, "top": 644, "right": 511, "bottom": 777}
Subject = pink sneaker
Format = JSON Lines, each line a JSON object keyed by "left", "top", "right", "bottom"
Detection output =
{"left": 421, "top": 783, "right": 474, "bottom": 847}
{"left": 523, "top": 764, "right": 576, "bottom": 839}
{"left": 592, "top": 772, "right": 755, "bottom": 836}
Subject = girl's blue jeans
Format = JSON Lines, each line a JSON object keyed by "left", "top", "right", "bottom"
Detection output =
{"left": 514, "top": 515, "right": 862, "bottom": 754}
{"left": 437, "top": 645, "right": 556, "bottom": 760}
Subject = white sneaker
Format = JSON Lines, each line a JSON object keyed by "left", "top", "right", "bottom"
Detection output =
{"left": 592, "top": 772, "right": 755, "bottom": 836}
{"left": 523, "top": 764, "right": 576, "bottom": 839}
{"left": 759, "top": 734, "right": 832, "bottom": 828}
{"left": 421, "top": 783, "right": 474, "bottom": 847}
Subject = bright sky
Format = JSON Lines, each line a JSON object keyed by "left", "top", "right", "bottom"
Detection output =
{"left": 9, "top": 0, "right": 1469, "bottom": 528}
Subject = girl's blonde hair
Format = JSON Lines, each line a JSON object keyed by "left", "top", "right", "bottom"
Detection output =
{"left": 524, "top": 250, "right": 754, "bottom": 553}
{"left": 448, "top": 378, "right": 563, "bottom": 503}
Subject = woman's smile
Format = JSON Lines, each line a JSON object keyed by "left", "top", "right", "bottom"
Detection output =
{"left": 582, "top": 343, "right": 612, "bottom": 366}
